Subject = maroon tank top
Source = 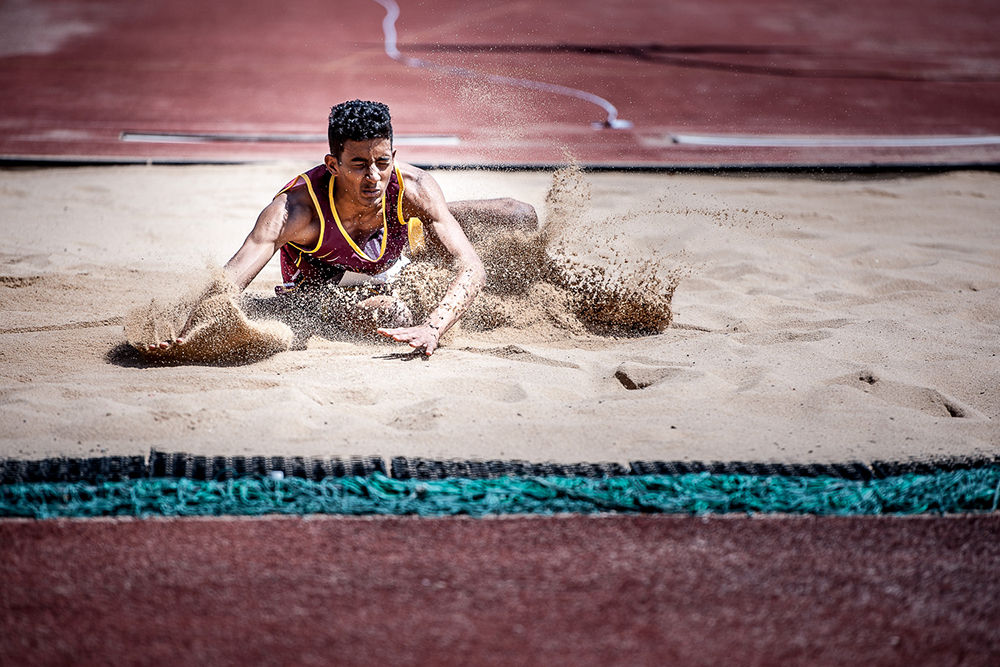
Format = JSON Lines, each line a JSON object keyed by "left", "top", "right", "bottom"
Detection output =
{"left": 276, "top": 164, "right": 412, "bottom": 290}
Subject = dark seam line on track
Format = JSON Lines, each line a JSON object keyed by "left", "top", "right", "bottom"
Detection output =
{"left": 3, "top": 157, "right": 1000, "bottom": 172}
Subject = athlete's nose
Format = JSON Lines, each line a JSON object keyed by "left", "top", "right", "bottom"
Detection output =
{"left": 365, "top": 163, "right": 379, "bottom": 182}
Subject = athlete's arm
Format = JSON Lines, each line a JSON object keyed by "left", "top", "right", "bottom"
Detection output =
{"left": 149, "top": 191, "right": 315, "bottom": 350}
{"left": 377, "top": 164, "right": 486, "bottom": 355}
{"left": 224, "top": 192, "right": 315, "bottom": 291}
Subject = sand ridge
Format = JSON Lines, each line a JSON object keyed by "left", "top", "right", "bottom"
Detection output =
{"left": 124, "top": 274, "right": 294, "bottom": 365}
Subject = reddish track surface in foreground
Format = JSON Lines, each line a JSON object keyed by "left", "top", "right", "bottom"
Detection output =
{"left": 2, "top": 514, "right": 998, "bottom": 666}
{"left": 1, "top": 0, "right": 999, "bottom": 165}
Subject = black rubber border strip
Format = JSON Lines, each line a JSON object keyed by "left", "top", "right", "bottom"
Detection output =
{"left": 627, "top": 458, "right": 1000, "bottom": 481}
{"left": 389, "top": 457, "right": 630, "bottom": 480}
{"left": 147, "top": 451, "right": 386, "bottom": 481}
{"left": 1, "top": 456, "right": 147, "bottom": 484}
{"left": 1, "top": 452, "right": 996, "bottom": 485}
{"left": 395, "top": 456, "right": 999, "bottom": 481}
{"left": 3, "top": 157, "right": 1000, "bottom": 173}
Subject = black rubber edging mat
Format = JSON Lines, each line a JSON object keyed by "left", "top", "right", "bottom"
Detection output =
{"left": 0, "top": 455, "right": 147, "bottom": 485}
{"left": 2, "top": 451, "right": 998, "bottom": 485}
{"left": 147, "top": 451, "right": 386, "bottom": 481}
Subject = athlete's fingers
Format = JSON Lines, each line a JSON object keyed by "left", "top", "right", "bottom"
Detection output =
{"left": 377, "top": 326, "right": 416, "bottom": 339}
{"left": 396, "top": 332, "right": 426, "bottom": 345}
{"left": 379, "top": 324, "right": 434, "bottom": 337}
{"left": 378, "top": 326, "right": 439, "bottom": 354}
{"left": 147, "top": 337, "right": 185, "bottom": 351}
{"left": 378, "top": 328, "right": 424, "bottom": 343}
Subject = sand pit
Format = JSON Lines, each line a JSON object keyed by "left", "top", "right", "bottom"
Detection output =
{"left": 0, "top": 163, "right": 997, "bottom": 465}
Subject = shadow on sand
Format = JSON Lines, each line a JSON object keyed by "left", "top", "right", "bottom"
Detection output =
{"left": 105, "top": 294, "right": 400, "bottom": 368}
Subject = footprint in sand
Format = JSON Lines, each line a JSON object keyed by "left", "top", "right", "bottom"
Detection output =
{"left": 388, "top": 400, "right": 444, "bottom": 432}
{"left": 829, "top": 370, "right": 982, "bottom": 419}
{"left": 615, "top": 361, "right": 702, "bottom": 390}
{"left": 467, "top": 345, "right": 581, "bottom": 369}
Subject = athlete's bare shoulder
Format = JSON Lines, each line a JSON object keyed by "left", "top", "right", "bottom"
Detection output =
{"left": 394, "top": 159, "right": 423, "bottom": 181}
{"left": 281, "top": 180, "right": 318, "bottom": 218}
{"left": 395, "top": 160, "right": 447, "bottom": 210}
{"left": 396, "top": 160, "right": 439, "bottom": 199}
{"left": 255, "top": 181, "right": 318, "bottom": 247}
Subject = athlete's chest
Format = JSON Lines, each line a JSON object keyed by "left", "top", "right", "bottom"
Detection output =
{"left": 335, "top": 209, "right": 385, "bottom": 247}
{"left": 283, "top": 164, "right": 407, "bottom": 268}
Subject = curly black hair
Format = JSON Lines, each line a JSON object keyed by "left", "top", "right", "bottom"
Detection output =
{"left": 327, "top": 100, "right": 393, "bottom": 158}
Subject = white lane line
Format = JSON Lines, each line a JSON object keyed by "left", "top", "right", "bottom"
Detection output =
{"left": 668, "top": 134, "right": 1000, "bottom": 148}
{"left": 370, "top": 0, "right": 632, "bottom": 130}
{"left": 121, "top": 132, "right": 460, "bottom": 145}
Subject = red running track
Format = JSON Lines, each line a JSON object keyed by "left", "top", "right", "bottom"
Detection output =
{"left": 1, "top": 0, "right": 999, "bottom": 166}
{"left": 2, "top": 514, "right": 999, "bottom": 666}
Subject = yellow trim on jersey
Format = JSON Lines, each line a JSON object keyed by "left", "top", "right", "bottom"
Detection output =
{"left": 329, "top": 173, "right": 387, "bottom": 263}
{"left": 395, "top": 166, "right": 406, "bottom": 224}
{"left": 284, "top": 173, "right": 325, "bottom": 255}
{"left": 394, "top": 165, "right": 427, "bottom": 255}
{"left": 283, "top": 166, "right": 414, "bottom": 263}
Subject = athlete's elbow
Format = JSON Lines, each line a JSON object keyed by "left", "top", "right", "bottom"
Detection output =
{"left": 465, "top": 260, "right": 487, "bottom": 292}
{"left": 474, "top": 264, "right": 488, "bottom": 291}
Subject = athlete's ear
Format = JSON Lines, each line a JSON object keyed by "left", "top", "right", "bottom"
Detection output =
{"left": 324, "top": 153, "right": 340, "bottom": 176}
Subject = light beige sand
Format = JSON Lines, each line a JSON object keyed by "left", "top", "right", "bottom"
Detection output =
{"left": 0, "top": 163, "right": 997, "bottom": 465}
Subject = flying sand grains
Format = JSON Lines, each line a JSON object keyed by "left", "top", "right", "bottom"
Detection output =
{"left": 125, "top": 272, "right": 293, "bottom": 364}
{"left": 124, "top": 165, "right": 682, "bottom": 364}
{"left": 390, "top": 164, "right": 680, "bottom": 338}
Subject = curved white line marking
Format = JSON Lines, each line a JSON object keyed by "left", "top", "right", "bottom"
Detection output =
{"left": 370, "top": 0, "right": 631, "bottom": 130}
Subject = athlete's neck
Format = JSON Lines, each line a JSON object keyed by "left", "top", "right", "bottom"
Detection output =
{"left": 332, "top": 180, "right": 384, "bottom": 243}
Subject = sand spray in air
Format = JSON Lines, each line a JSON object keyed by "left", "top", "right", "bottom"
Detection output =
{"left": 124, "top": 164, "right": 684, "bottom": 363}
{"left": 392, "top": 163, "right": 682, "bottom": 339}
{"left": 124, "top": 267, "right": 293, "bottom": 364}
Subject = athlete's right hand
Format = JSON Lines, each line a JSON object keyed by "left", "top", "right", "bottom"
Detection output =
{"left": 148, "top": 336, "right": 186, "bottom": 351}
{"left": 147, "top": 311, "right": 196, "bottom": 351}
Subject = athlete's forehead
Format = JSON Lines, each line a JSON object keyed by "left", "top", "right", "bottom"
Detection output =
{"left": 338, "top": 137, "right": 393, "bottom": 163}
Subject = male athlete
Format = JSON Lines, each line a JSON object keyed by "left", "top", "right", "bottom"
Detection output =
{"left": 151, "top": 99, "right": 535, "bottom": 355}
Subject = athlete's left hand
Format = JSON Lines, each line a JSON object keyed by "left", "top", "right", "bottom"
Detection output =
{"left": 377, "top": 323, "right": 442, "bottom": 356}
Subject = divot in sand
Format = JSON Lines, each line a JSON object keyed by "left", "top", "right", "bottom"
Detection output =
{"left": 615, "top": 362, "right": 698, "bottom": 390}
{"left": 829, "top": 371, "right": 983, "bottom": 420}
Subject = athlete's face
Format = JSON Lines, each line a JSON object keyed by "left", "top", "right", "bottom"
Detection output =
{"left": 326, "top": 138, "right": 395, "bottom": 207}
